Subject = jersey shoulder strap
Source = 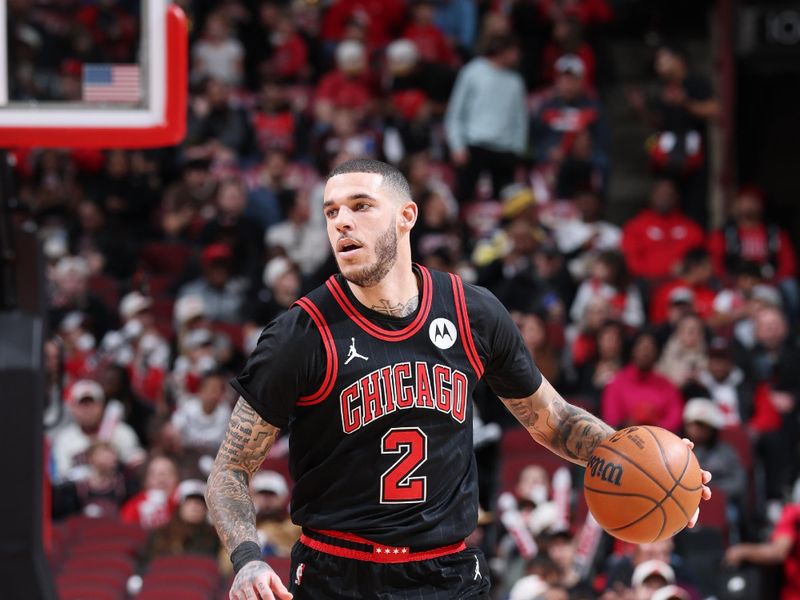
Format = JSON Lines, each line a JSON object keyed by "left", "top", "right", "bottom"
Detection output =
{"left": 292, "top": 284, "right": 339, "bottom": 406}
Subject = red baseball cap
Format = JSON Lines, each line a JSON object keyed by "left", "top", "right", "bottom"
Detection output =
{"left": 201, "top": 243, "right": 233, "bottom": 265}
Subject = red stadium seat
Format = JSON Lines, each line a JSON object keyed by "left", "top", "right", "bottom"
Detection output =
{"left": 138, "top": 586, "right": 211, "bottom": 600}
{"left": 268, "top": 556, "right": 292, "bottom": 584}
{"left": 57, "top": 572, "right": 128, "bottom": 590}
{"left": 148, "top": 554, "right": 220, "bottom": 574}
{"left": 695, "top": 487, "right": 729, "bottom": 539}
{"left": 500, "top": 427, "right": 539, "bottom": 457}
{"left": 88, "top": 274, "right": 120, "bottom": 311}
{"left": 60, "top": 556, "right": 135, "bottom": 580}
{"left": 58, "top": 583, "right": 123, "bottom": 600}
{"left": 719, "top": 425, "right": 753, "bottom": 473}
{"left": 142, "top": 570, "right": 220, "bottom": 590}
{"left": 68, "top": 538, "right": 144, "bottom": 558}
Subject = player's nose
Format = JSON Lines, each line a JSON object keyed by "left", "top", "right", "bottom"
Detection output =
{"left": 334, "top": 206, "right": 355, "bottom": 231}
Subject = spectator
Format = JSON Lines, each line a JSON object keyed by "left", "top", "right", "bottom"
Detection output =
{"left": 708, "top": 260, "right": 762, "bottom": 333}
{"left": 200, "top": 176, "right": 265, "bottom": 282}
{"left": 650, "top": 247, "right": 717, "bottom": 325}
{"left": 97, "top": 363, "right": 155, "bottom": 448}
{"left": 569, "top": 250, "right": 645, "bottom": 329}
{"left": 541, "top": 16, "right": 596, "bottom": 86}
{"left": 120, "top": 454, "right": 179, "bottom": 529}
{"left": 321, "top": 0, "right": 406, "bottom": 50}
{"left": 48, "top": 256, "right": 114, "bottom": 339}
{"left": 708, "top": 186, "right": 798, "bottom": 314}
{"left": 246, "top": 257, "right": 302, "bottom": 329}
{"left": 568, "top": 295, "right": 612, "bottom": 369}
{"left": 629, "top": 43, "right": 719, "bottom": 226}
{"left": 725, "top": 499, "right": 800, "bottom": 600}
{"left": 683, "top": 398, "right": 746, "bottom": 509}
{"left": 602, "top": 331, "right": 684, "bottom": 433}
{"left": 169, "top": 369, "right": 232, "bottom": 456}
{"left": 51, "top": 379, "right": 146, "bottom": 481}
{"left": 312, "top": 107, "right": 382, "bottom": 173}
{"left": 314, "top": 40, "right": 376, "bottom": 126}
{"left": 177, "top": 243, "right": 249, "bottom": 323}
{"left": 247, "top": 150, "right": 298, "bottom": 230}
{"left": 605, "top": 539, "right": 694, "bottom": 592}
{"left": 656, "top": 313, "right": 708, "bottom": 390}
{"left": 160, "top": 157, "right": 217, "bottom": 242}
{"left": 531, "top": 54, "right": 609, "bottom": 178}
{"left": 575, "top": 319, "right": 626, "bottom": 409}
{"left": 631, "top": 560, "right": 676, "bottom": 600}
{"left": 251, "top": 470, "right": 300, "bottom": 558}
{"left": 409, "top": 186, "right": 462, "bottom": 265}
{"left": 386, "top": 38, "right": 455, "bottom": 110}
{"left": 70, "top": 197, "right": 138, "bottom": 279}
{"left": 445, "top": 34, "right": 528, "bottom": 202}
{"left": 621, "top": 178, "right": 705, "bottom": 282}
{"left": 252, "top": 82, "right": 301, "bottom": 158}
{"left": 261, "top": 12, "right": 309, "bottom": 83}
{"left": 517, "top": 310, "right": 563, "bottom": 387}
{"left": 102, "top": 291, "right": 170, "bottom": 406}
{"left": 265, "top": 190, "right": 330, "bottom": 276}
{"left": 553, "top": 189, "right": 621, "bottom": 280}
{"left": 191, "top": 12, "right": 244, "bottom": 86}
{"left": 403, "top": 1, "right": 458, "bottom": 67}
{"left": 696, "top": 337, "right": 755, "bottom": 428}
{"left": 185, "top": 78, "right": 253, "bottom": 158}
{"left": 51, "top": 441, "right": 131, "bottom": 520}
{"left": 142, "top": 479, "right": 220, "bottom": 564}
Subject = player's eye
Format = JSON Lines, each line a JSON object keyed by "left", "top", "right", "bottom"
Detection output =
{"left": 325, "top": 208, "right": 338, "bottom": 219}
{"left": 356, "top": 203, "right": 370, "bottom": 211}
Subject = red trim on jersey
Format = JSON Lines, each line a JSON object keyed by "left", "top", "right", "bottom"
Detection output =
{"left": 300, "top": 530, "right": 465, "bottom": 563}
{"left": 294, "top": 297, "right": 338, "bottom": 406}
{"left": 325, "top": 266, "right": 433, "bottom": 342}
{"left": 450, "top": 273, "right": 485, "bottom": 379}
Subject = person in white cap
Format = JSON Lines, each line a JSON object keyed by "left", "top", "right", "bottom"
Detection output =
{"left": 683, "top": 398, "right": 745, "bottom": 508}
{"left": 144, "top": 478, "right": 221, "bottom": 564}
{"left": 314, "top": 40, "right": 374, "bottom": 125}
{"left": 530, "top": 53, "right": 608, "bottom": 176}
{"left": 251, "top": 470, "right": 299, "bottom": 559}
{"left": 631, "top": 560, "right": 676, "bottom": 600}
{"left": 508, "top": 574, "right": 549, "bottom": 600}
{"left": 51, "top": 379, "right": 145, "bottom": 482}
{"left": 650, "top": 584, "right": 690, "bottom": 600}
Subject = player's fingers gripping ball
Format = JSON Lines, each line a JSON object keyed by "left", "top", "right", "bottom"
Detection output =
{"left": 584, "top": 426, "right": 703, "bottom": 543}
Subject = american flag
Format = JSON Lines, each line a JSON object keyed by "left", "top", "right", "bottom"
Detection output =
{"left": 82, "top": 64, "right": 141, "bottom": 103}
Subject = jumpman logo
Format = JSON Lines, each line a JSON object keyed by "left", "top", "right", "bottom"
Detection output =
{"left": 345, "top": 337, "right": 369, "bottom": 365}
{"left": 473, "top": 556, "right": 481, "bottom": 581}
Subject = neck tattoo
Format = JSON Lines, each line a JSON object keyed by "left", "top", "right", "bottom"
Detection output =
{"left": 370, "top": 295, "right": 419, "bottom": 318}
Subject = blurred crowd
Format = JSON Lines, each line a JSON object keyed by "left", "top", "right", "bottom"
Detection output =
{"left": 5, "top": 0, "right": 800, "bottom": 599}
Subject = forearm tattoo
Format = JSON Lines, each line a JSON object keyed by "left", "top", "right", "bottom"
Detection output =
{"left": 501, "top": 379, "right": 614, "bottom": 465}
{"left": 370, "top": 295, "right": 419, "bottom": 317}
{"left": 206, "top": 398, "right": 280, "bottom": 553}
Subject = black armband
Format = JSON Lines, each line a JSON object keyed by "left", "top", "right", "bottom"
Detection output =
{"left": 231, "top": 541, "right": 262, "bottom": 574}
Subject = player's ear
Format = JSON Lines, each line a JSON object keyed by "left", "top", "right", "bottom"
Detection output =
{"left": 397, "top": 200, "right": 418, "bottom": 233}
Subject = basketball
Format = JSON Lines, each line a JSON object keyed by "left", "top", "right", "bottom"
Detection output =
{"left": 584, "top": 426, "right": 703, "bottom": 544}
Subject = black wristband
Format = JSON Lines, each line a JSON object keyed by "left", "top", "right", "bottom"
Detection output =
{"left": 231, "top": 541, "right": 262, "bottom": 574}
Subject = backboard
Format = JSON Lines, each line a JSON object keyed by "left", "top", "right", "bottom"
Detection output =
{"left": 0, "top": 0, "right": 187, "bottom": 149}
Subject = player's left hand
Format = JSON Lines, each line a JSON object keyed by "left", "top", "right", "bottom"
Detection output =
{"left": 682, "top": 438, "right": 712, "bottom": 528}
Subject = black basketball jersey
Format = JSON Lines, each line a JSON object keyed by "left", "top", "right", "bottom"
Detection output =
{"left": 233, "top": 265, "right": 541, "bottom": 548}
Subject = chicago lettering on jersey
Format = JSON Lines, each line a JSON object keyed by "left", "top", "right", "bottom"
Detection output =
{"left": 339, "top": 361, "right": 468, "bottom": 434}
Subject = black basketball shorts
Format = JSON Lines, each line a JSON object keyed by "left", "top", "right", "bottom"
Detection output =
{"left": 287, "top": 538, "right": 491, "bottom": 599}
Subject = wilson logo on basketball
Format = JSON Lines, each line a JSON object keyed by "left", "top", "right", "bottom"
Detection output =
{"left": 587, "top": 456, "right": 624, "bottom": 486}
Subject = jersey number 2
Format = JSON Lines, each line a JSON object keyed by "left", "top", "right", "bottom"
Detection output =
{"left": 380, "top": 427, "right": 428, "bottom": 504}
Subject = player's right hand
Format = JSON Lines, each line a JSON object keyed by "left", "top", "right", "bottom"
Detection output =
{"left": 229, "top": 560, "right": 293, "bottom": 600}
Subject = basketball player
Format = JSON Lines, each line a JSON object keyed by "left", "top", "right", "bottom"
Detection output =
{"left": 206, "top": 159, "right": 711, "bottom": 599}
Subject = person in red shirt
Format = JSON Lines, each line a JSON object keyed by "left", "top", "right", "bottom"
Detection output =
{"left": 725, "top": 501, "right": 800, "bottom": 600}
{"left": 621, "top": 178, "right": 705, "bottom": 281}
{"left": 314, "top": 40, "right": 376, "bottom": 125}
{"left": 541, "top": 16, "right": 596, "bottom": 87}
{"left": 650, "top": 247, "right": 717, "bottom": 324}
{"left": 120, "top": 454, "right": 179, "bottom": 529}
{"left": 321, "top": 0, "right": 407, "bottom": 49}
{"left": 708, "top": 187, "right": 798, "bottom": 314}
{"left": 602, "top": 330, "right": 684, "bottom": 433}
{"left": 402, "top": 0, "right": 459, "bottom": 67}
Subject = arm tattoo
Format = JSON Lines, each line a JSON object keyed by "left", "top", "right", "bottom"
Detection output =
{"left": 500, "top": 378, "right": 614, "bottom": 465}
{"left": 206, "top": 398, "right": 280, "bottom": 553}
{"left": 370, "top": 295, "right": 419, "bottom": 317}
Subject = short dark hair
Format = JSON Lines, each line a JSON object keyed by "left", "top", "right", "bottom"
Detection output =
{"left": 327, "top": 158, "right": 412, "bottom": 201}
{"left": 483, "top": 34, "right": 518, "bottom": 58}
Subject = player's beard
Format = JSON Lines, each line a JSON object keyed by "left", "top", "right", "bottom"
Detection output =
{"left": 340, "top": 220, "right": 398, "bottom": 288}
